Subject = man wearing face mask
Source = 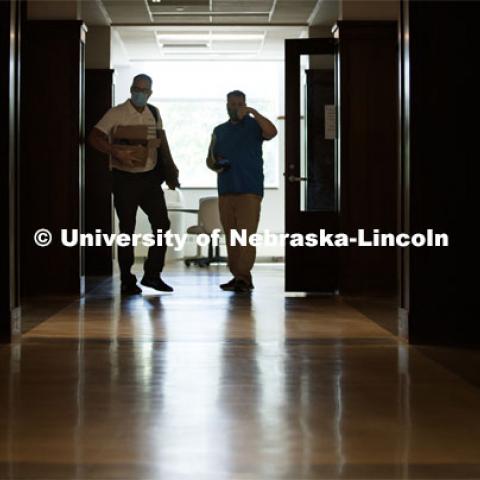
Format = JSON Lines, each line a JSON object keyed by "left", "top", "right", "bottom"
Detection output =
{"left": 88, "top": 73, "right": 180, "bottom": 295}
{"left": 206, "top": 90, "right": 278, "bottom": 293}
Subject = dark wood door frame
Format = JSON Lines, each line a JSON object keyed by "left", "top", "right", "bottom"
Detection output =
{"left": 284, "top": 38, "right": 338, "bottom": 293}
{"left": 85, "top": 68, "right": 114, "bottom": 277}
{"left": 0, "top": 0, "right": 22, "bottom": 342}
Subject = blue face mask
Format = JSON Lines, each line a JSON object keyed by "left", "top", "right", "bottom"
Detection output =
{"left": 131, "top": 91, "right": 148, "bottom": 107}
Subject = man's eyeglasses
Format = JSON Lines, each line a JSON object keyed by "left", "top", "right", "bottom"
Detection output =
{"left": 131, "top": 87, "right": 151, "bottom": 94}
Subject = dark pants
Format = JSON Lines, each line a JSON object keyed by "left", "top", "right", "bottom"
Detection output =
{"left": 112, "top": 169, "right": 170, "bottom": 284}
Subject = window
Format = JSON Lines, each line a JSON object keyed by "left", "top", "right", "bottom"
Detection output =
{"left": 147, "top": 61, "right": 281, "bottom": 188}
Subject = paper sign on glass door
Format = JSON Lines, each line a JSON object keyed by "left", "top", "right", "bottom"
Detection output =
{"left": 325, "top": 105, "right": 336, "bottom": 139}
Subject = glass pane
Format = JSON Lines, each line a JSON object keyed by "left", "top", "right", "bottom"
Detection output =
{"left": 299, "top": 54, "right": 336, "bottom": 212}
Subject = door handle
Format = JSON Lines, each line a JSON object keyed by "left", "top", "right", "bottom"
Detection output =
{"left": 287, "top": 175, "right": 308, "bottom": 183}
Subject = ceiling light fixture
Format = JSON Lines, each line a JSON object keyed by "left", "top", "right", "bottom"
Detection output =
{"left": 155, "top": 33, "right": 265, "bottom": 42}
{"left": 151, "top": 11, "right": 270, "bottom": 17}
{"left": 160, "top": 43, "right": 209, "bottom": 49}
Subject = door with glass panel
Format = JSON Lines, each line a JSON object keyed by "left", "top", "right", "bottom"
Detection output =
{"left": 284, "top": 38, "right": 338, "bottom": 292}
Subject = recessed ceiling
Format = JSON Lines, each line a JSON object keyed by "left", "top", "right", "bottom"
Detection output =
{"left": 84, "top": 1, "right": 339, "bottom": 65}
{"left": 112, "top": 25, "right": 309, "bottom": 63}
{"left": 95, "top": 0, "right": 337, "bottom": 26}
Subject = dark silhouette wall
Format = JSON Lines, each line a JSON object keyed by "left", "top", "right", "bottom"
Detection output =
{"left": 20, "top": 20, "right": 86, "bottom": 297}
{"left": 0, "top": 0, "right": 21, "bottom": 341}
{"left": 402, "top": 1, "right": 477, "bottom": 345}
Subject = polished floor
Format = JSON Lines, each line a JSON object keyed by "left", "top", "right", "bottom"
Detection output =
{"left": 1, "top": 264, "right": 480, "bottom": 479}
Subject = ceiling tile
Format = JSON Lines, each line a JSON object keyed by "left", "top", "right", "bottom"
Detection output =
{"left": 212, "top": 1, "right": 274, "bottom": 13}
{"left": 103, "top": 0, "right": 152, "bottom": 23}
{"left": 271, "top": 0, "right": 317, "bottom": 23}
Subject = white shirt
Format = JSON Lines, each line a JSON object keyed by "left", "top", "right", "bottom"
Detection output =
{"left": 95, "top": 99, "right": 163, "bottom": 173}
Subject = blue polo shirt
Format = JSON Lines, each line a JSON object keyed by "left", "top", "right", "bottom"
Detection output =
{"left": 212, "top": 115, "right": 265, "bottom": 197}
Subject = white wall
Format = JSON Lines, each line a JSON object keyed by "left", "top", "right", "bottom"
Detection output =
{"left": 112, "top": 63, "right": 285, "bottom": 261}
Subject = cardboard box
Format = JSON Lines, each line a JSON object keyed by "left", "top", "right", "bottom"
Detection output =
{"left": 111, "top": 125, "right": 149, "bottom": 166}
{"left": 112, "top": 125, "right": 148, "bottom": 146}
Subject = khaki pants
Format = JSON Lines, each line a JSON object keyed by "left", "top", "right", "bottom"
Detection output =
{"left": 219, "top": 193, "right": 262, "bottom": 284}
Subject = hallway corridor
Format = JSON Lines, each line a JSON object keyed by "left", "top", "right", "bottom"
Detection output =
{"left": 1, "top": 265, "right": 480, "bottom": 479}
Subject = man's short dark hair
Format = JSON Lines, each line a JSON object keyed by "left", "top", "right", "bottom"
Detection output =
{"left": 227, "top": 90, "right": 246, "bottom": 101}
{"left": 132, "top": 74, "right": 153, "bottom": 88}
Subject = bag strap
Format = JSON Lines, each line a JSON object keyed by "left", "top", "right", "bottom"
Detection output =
{"left": 146, "top": 103, "right": 179, "bottom": 186}
{"left": 146, "top": 103, "right": 159, "bottom": 137}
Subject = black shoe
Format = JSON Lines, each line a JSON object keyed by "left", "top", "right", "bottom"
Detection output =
{"left": 234, "top": 279, "right": 253, "bottom": 293}
{"left": 220, "top": 278, "right": 237, "bottom": 291}
{"left": 140, "top": 276, "right": 174, "bottom": 292}
{"left": 121, "top": 282, "right": 142, "bottom": 295}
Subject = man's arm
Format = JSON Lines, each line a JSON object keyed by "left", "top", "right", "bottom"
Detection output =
{"left": 88, "top": 127, "right": 113, "bottom": 155}
{"left": 150, "top": 107, "right": 180, "bottom": 190}
{"left": 239, "top": 107, "right": 278, "bottom": 140}
{"left": 206, "top": 133, "right": 222, "bottom": 172}
{"left": 88, "top": 127, "right": 141, "bottom": 167}
{"left": 157, "top": 128, "right": 180, "bottom": 189}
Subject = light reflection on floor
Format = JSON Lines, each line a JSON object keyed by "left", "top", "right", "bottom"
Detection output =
{"left": 1, "top": 263, "right": 479, "bottom": 479}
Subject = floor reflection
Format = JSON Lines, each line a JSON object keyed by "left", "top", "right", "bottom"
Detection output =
{"left": 1, "top": 264, "right": 480, "bottom": 479}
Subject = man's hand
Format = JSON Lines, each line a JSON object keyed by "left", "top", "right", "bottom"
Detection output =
{"left": 238, "top": 106, "right": 277, "bottom": 140}
{"left": 166, "top": 178, "right": 181, "bottom": 190}
{"left": 112, "top": 146, "right": 145, "bottom": 168}
{"left": 237, "top": 106, "right": 256, "bottom": 121}
{"left": 213, "top": 156, "right": 231, "bottom": 173}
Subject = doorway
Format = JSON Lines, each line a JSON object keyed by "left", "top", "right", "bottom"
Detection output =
{"left": 284, "top": 38, "right": 338, "bottom": 293}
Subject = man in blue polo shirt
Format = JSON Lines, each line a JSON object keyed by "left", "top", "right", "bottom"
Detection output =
{"left": 207, "top": 90, "right": 278, "bottom": 293}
